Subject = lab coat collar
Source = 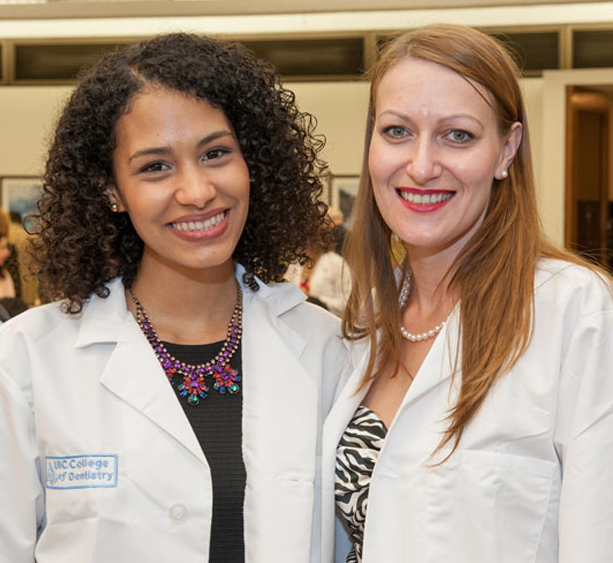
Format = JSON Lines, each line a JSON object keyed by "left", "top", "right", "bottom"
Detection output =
{"left": 399, "top": 304, "right": 460, "bottom": 410}
{"left": 327, "top": 305, "right": 460, "bottom": 424}
{"left": 73, "top": 265, "right": 312, "bottom": 468}
{"left": 235, "top": 262, "right": 308, "bottom": 318}
{"left": 74, "top": 277, "right": 133, "bottom": 348}
{"left": 75, "top": 264, "right": 307, "bottom": 349}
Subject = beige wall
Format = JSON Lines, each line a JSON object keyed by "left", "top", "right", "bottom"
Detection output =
{"left": 0, "top": 86, "right": 72, "bottom": 176}
{"left": 519, "top": 77, "right": 544, "bottom": 218}
{"left": 0, "top": 75, "right": 580, "bottom": 249}
{"left": 289, "top": 81, "right": 370, "bottom": 176}
{"left": 0, "top": 82, "right": 371, "bottom": 177}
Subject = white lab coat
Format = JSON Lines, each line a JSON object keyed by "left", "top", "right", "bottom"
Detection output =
{"left": 0, "top": 265, "right": 350, "bottom": 563}
{"left": 323, "top": 259, "right": 613, "bottom": 563}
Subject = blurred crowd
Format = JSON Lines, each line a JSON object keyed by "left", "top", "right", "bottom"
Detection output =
{"left": 284, "top": 206, "right": 352, "bottom": 316}
{"left": 0, "top": 209, "right": 38, "bottom": 322}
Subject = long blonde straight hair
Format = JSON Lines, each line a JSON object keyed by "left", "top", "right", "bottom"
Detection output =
{"left": 343, "top": 24, "right": 601, "bottom": 458}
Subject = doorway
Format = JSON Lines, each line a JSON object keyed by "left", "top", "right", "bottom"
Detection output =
{"left": 565, "top": 86, "right": 613, "bottom": 269}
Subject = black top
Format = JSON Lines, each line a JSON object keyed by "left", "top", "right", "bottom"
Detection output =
{"left": 163, "top": 340, "right": 245, "bottom": 563}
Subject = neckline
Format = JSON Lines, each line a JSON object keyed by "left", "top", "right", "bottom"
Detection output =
{"left": 356, "top": 404, "right": 389, "bottom": 432}
{"left": 162, "top": 339, "right": 226, "bottom": 350}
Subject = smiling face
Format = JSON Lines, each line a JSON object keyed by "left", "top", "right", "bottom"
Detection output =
{"left": 109, "top": 87, "right": 250, "bottom": 281}
{"left": 369, "top": 57, "right": 521, "bottom": 261}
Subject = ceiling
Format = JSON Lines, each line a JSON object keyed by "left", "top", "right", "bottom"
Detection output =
{"left": 0, "top": 0, "right": 610, "bottom": 40}
{"left": 0, "top": 0, "right": 606, "bottom": 18}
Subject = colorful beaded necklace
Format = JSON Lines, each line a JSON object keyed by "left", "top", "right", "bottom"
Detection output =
{"left": 130, "top": 285, "right": 242, "bottom": 406}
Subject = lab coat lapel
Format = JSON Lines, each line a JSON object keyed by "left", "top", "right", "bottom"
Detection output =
{"left": 99, "top": 323, "right": 207, "bottom": 465}
{"left": 321, "top": 310, "right": 460, "bottom": 560}
{"left": 241, "top": 294, "right": 316, "bottom": 470}
{"left": 241, "top": 291, "right": 319, "bottom": 559}
{"left": 321, "top": 349, "right": 371, "bottom": 562}
{"left": 79, "top": 280, "right": 206, "bottom": 466}
{"left": 395, "top": 305, "right": 460, "bottom": 414}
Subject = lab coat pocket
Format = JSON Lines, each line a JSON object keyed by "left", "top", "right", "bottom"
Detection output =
{"left": 245, "top": 474, "right": 315, "bottom": 562}
{"left": 274, "top": 474, "right": 315, "bottom": 533}
{"left": 38, "top": 486, "right": 118, "bottom": 562}
{"left": 426, "top": 449, "right": 557, "bottom": 563}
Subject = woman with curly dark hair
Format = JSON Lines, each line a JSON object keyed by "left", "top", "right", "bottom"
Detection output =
{"left": 0, "top": 33, "right": 349, "bottom": 562}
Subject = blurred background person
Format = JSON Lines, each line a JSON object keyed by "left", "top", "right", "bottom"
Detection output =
{"left": 309, "top": 206, "right": 352, "bottom": 316}
{"left": 8, "top": 211, "right": 39, "bottom": 307}
{"left": 0, "top": 296, "right": 28, "bottom": 319}
{"left": 0, "top": 210, "right": 21, "bottom": 300}
{"left": 0, "top": 232, "right": 16, "bottom": 299}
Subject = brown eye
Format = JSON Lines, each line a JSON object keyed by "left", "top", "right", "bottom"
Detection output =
{"left": 140, "top": 161, "right": 169, "bottom": 174}
{"left": 202, "top": 147, "right": 230, "bottom": 161}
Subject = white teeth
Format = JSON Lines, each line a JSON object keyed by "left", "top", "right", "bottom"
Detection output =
{"left": 399, "top": 191, "right": 453, "bottom": 204}
{"left": 172, "top": 212, "right": 226, "bottom": 232}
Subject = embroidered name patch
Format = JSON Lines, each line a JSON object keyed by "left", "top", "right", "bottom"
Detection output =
{"left": 46, "top": 455, "right": 118, "bottom": 489}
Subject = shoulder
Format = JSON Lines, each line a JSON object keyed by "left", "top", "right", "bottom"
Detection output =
{"left": 0, "top": 300, "right": 72, "bottom": 347}
{"left": 0, "top": 299, "right": 86, "bottom": 393}
{"left": 534, "top": 257, "right": 613, "bottom": 317}
{"left": 0, "top": 300, "right": 75, "bottom": 403}
{"left": 281, "top": 293, "right": 342, "bottom": 338}
{"left": 243, "top": 277, "right": 341, "bottom": 338}
{"left": 0, "top": 278, "right": 125, "bottom": 352}
{"left": 258, "top": 279, "right": 348, "bottom": 353}
{"left": 248, "top": 279, "right": 351, "bottom": 403}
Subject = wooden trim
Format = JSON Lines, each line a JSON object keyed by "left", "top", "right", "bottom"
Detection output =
{"left": 599, "top": 109, "right": 610, "bottom": 262}
{"left": 565, "top": 85, "right": 576, "bottom": 248}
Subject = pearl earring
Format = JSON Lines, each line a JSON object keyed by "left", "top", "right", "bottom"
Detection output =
{"left": 500, "top": 170, "right": 508, "bottom": 179}
{"left": 110, "top": 202, "right": 119, "bottom": 212}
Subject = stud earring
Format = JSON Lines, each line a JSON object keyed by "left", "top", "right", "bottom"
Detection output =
{"left": 110, "top": 202, "right": 119, "bottom": 212}
{"left": 500, "top": 170, "right": 509, "bottom": 179}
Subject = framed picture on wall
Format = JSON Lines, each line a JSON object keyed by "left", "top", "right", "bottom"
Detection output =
{"left": 0, "top": 176, "right": 43, "bottom": 223}
{"left": 328, "top": 174, "right": 360, "bottom": 227}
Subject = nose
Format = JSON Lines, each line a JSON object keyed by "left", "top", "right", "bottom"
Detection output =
{"left": 405, "top": 137, "right": 443, "bottom": 185}
{"left": 174, "top": 164, "right": 216, "bottom": 209}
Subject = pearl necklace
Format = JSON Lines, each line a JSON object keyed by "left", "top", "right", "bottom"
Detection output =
{"left": 130, "top": 285, "right": 242, "bottom": 406}
{"left": 398, "top": 271, "right": 447, "bottom": 343}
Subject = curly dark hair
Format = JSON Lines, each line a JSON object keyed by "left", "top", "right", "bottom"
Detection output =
{"left": 32, "top": 33, "right": 329, "bottom": 312}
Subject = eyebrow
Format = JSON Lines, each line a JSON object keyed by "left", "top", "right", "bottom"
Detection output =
{"left": 128, "top": 130, "right": 234, "bottom": 162}
{"left": 377, "top": 109, "right": 484, "bottom": 129}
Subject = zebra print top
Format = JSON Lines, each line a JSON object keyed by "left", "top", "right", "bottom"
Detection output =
{"left": 335, "top": 405, "right": 388, "bottom": 563}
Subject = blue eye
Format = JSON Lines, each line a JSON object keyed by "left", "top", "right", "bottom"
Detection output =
{"left": 446, "top": 129, "right": 473, "bottom": 144}
{"left": 383, "top": 125, "right": 408, "bottom": 139}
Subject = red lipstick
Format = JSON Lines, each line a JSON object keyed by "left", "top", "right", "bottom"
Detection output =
{"left": 396, "top": 188, "right": 455, "bottom": 213}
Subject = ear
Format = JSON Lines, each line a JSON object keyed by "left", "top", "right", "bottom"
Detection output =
{"left": 495, "top": 121, "right": 523, "bottom": 180}
{"left": 105, "top": 184, "right": 125, "bottom": 213}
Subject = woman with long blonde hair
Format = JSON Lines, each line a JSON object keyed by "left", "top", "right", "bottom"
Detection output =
{"left": 323, "top": 24, "right": 613, "bottom": 563}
